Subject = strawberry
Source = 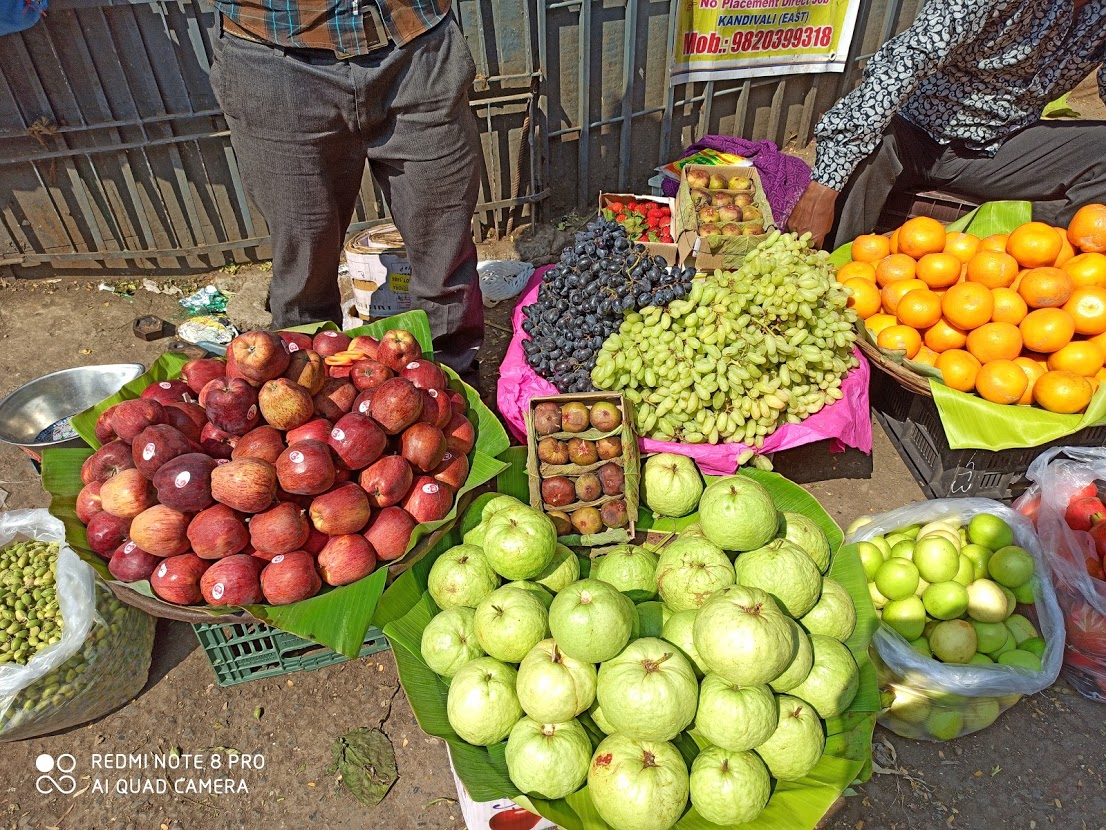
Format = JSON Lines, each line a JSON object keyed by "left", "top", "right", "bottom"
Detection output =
{"left": 608, "top": 201, "right": 624, "bottom": 213}
{"left": 616, "top": 213, "right": 628, "bottom": 222}
{"left": 638, "top": 234, "right": 649, "bottom": 242}
{"left": 1066, "top": 495, "right": 1106, "bottom": 531}
{"left": 646, "top": 216, "right": 661, "bottom": 229}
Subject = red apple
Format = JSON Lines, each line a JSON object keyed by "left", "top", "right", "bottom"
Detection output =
{"left": 328, "top": 412, "right": 387, "bottom": 470}
{"left": 276, "top": 439, "right": 336, "bottom": 496}
{"left": 312, "top": 330, "right": 352, "bottom": 357}
{"left": 260, "top": 551, "right": 322, "bottom": 604}
{"left": 150, "top": 554, "right": 210, "bottom": 605}
{"left": 180, "top": 358, "right": 227, "bottom": 394}
{"left": 86, "top": 512, "right": 131, "bottom": 559}
{"left": 309, "top": 483, "right": 371, "bottom": 535}
{"left": 110, "top": 399, "right": 167, "bottom": 444}
{"left": 348, "top": 335, "right": 380, "bottom": 359}
{"left": 81, "top": 440, "right": 136, "bottom": 484}
{"left": 202, "top": 377, "right": 261, "bottom": 436}
{"left": 233, "top": 426, "right": 286, "bottom": 463}
{"left": 200, "top": 554, "right": 264, "bottom": 605}
{"left": 431, "top": 451, "right": 469, "bottom": 490}
{"left": 350, "top": 359, "right": 393, "bottom": 392}
{"left": 276, "top": 488, "right": 315, "bottom": 511}
{"left": 314, "top": 379, "right": 357, "bottom": 421}
{"left": 369, "top": 377, "right": 423, "bottom": 435}
{"left": 131, "top": 424, "right": 197, "bottom": 478}
{"left": 130, "top": 505, "right": 191, "bottom": 557}
{"left": 447, "top": 389, "right": 468, "bottom": 417}
{"left": 317, "top": 534, "right": 377, "bottom": 586}
{"left": 363, "top": 507, "right": 416, "bottom": 561}
{"left": 278, "top": 331, "right": 313, "bottom": 353}
{"left": 187, "top": 504, "right": 249, "bottom": 559}
{"left": 141, "top": 379, "right": 193, "bottom": 405}
{"left": 99, "top": 468, "right": 156, "bottom": 519}
{"left": 400, "top": 359, "right": 447, "bottom": 391}
{"left": 333, "top": 462, "right": 353, "bottom": 483}
{"left": 303, "top": 527, "right": 329, "bottom": 555}
{"left": 76, "top": 480, "right": 104, "bottom": 524}
{"left": 259, "top": 378, "right": 315, "bottom": 431}
{"left": 376, "top": 330, "right": 423, "bottom": 371}
{"left": 199, "top": 422, "right": 239, "bottom": 459}
{"left": 210, "top": 457, "right": 278, "bottom": 513}
{"left": 359, "top": 455, "right": 413, "bottom": 508}
{"left": 352, "top": 390, "right": 376, "bottom": 417}
{"left": 249, "top": 501, "right": 310, "bottom": 555}
{"left": 108, "top": 540, "right": 161, "bottom": 582}
{"left": 328, "top": 364, "right": 353, "bottom": 380}
{"left": 163, "top": 401, "right": 207, "bottom": 443}
{"left": 283, "top": 349, "right": 326, "bottom": 395}
{"left": 418, "top": 388, "right": 453, "bottom": 429}
{"left": 286, "top": 418, "right": 333, "bottom": 445}
{"left": 95, "top": 405, "right": 118, "bottom": 444}
{"left": 402, "top": 476, "right": 454, "bottom": 523}
{"left": 401, "top": 423, "right": 447, "bottom": 472}
{"left": 229, "top": 330, "right": 290, "bottom": 384}
{"left": 444, "top": 412, "right": 476, "bottom": 456}
{"left": 152, "top": 453, "right": 217, "bottom": 513}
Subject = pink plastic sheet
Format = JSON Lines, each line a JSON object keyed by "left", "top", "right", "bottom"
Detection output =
{"left": 496, "top": 266, "right": 873, "bottom": 475}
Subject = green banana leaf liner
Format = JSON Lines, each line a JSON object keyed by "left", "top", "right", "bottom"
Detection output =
{"left": 374, "top": 446, "right": 879, "bottom": 830}
{"left": 41, "top": 310, "right": 509, "bottom": 657}
{"left": 832, "top": 201, "right": 1106, "bottom": 450}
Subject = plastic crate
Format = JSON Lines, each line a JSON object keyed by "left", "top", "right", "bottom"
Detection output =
{"left": 875, "top": 190, "right": 979, "bottom": 234}
{"left": 870, "top": 368, "right": 1106, "bottom": 501}
{"left": 193, "top": 620, "right": 391, "bottom": 687}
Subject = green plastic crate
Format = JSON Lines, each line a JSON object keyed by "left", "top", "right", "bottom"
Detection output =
{"left": 193, "top": 620, "right": 391, "bottom": 687}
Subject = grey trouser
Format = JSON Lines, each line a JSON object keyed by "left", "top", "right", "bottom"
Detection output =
{"left": 830, "top": 115, "right": 1106, "bottom": 250}
{"left": 210, "top": 16, "right": 484, "bottom": 374}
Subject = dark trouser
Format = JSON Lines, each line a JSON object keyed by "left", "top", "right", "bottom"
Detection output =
{"left": 830, "top": 116, "right": 1106, "bottom": 250}
{"left": 210, "top": 17, "right": 485, "bottom": 374}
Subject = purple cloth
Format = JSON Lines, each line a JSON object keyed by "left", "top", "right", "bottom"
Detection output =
{"left": 661, "top": 136, "right": 811, "bottom": 228}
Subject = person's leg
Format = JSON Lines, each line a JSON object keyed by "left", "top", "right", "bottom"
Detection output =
{"left": 927, "top": 120, "right": 1106, "bottom": 226}
{"left": 353, "top": 18, "right": 484, "bottom": 376}
{"left": 211, "top": 29, "right": 365, "bottom": 327}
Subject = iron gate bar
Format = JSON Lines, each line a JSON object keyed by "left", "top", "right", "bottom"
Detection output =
{"left": 616, "top": 0, "right": 639, "bottom": 192}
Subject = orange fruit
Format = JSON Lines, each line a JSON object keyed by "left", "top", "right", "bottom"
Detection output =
{"left": 898, "top": 216, "right": 947, "bottom": 258}
{"left": 1034, "top": 370, "right": 1094, "bottom": 413}
{"left": 866, "top": 313, "right": 898, "bottom": 337}
{"left": 1062, "top": 286, "right": 1106, "bottom": 335}
{"left": 942, "top": 282, "right": 995, "bottom": 330}
{"left": 1013, "top": 356, "right": 1047, "bottom": 405}
{"left": 1067, "top": 204, "right": 1106, "bottom": 253}
{"left": 882, "top": 279, "right": 927, "bottom": 315}
{"left": 837, "top": 260, "right": 877, "bottom": 283}
{"left": 966, "top": 250, "right": 1020, "bottom": 288}
{"left": 851, "top": 234, "right": 892, "bottom": 263}
{"left": 875, "top": 253, "right": 918, "bottom": 287}
{"left": 924, "top": 318, "right": 969, "bottom": 352}
{"left": 1019, "top": 307, "right": 1075, "bottom": 353}
{"left": 966, "top": 322, "right": 1023, "bottom": 363}
{"left": 1062, "top": 252, "right": 1106, "bottom": 288}
{"left": 896, "top": 289, "right": 943, "bottom": 329}
{"left": 1006, "top": 221, "right": 1063, "bottom": 268}
{"left": 1053, "top": 226, "right": 1076, "bottom": 267}
{"left": 913, "top": 346, "right": 939, "bottom": 366}
{"left": 975, "top": 360, "right": 1029, "bottom": 405}
{"left": 877, "top": 324, "right": 922, "bottom": 358}
{"left": 889, "top": 227, "right": 901, "bottom": 254}
{"left": 991, "top": 287, "right": 1028, "bottom": 325}
{"left": 1047, "top": 340, "right": 1105, "bottom": 377}
{"left": 1017, "top": 267, "right": 1074, "bottom": 308}
{"left": 980, "top": 234, "right": 1010, "bottom": 253}
{"left": 916, "top": 252, "right": 964, "bottom": 289}
{"left": 944, "top": 232, "right": 981, "bottom": 264}
{"left": 935, "top": 349, "right": 981, "bottom": 392}
{"left": 1097, "top": 367, "right": 1106, "bottom": 383}
{"left": 843, "top": 277, "right": 882, "bottom": 319}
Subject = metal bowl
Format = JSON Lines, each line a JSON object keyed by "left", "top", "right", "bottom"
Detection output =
{"left": 0, "top": 364, "right": 146, "bottom": 456}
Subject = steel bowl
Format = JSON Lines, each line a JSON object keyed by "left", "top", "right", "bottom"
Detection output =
{"left": 0, "top": 364, "right": 146, "bottom": 460}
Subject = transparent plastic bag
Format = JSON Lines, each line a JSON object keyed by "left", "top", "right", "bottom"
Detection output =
{"left": 1018, "top": 447, "right": 1106, "bottom": 702}
{"left": 847, "top": 498, "right": 1064, "bottom": 739}
{"left": 0, "top": 510, "right": 155, "bottom": 741}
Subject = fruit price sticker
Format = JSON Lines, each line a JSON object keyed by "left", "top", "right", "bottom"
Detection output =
{"left": 670, "top": 0, "right": 862, "bottom": 85}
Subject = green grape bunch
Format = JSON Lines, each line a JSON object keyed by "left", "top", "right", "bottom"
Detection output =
{"left": 591, "top": 231, "right": 859, "bottom": 447}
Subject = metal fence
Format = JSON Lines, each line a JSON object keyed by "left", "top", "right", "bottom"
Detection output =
{"left": 0, "top": 0, "right": 923, "bottom": 272}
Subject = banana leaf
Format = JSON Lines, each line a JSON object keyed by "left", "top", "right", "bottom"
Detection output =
{"left": 376, "top": 451, "right": 880, "bottom": 828}
{"left": 832, "top": 201, "right": 1106, "bottom": 450}
{"left": 43, "top": 310, "right": 509, "bottom": 657}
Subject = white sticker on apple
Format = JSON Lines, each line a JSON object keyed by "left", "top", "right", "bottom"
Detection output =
{"left": 271, "top": 554, "right": 285, "bottom": 564}
{"left": 428, "top": 388, "right": 440, "bottom": 398}
{"left": 406, "top": 361, "right": 420, "bottom": 370}
{"left": 216, "top": 458, "right": 230, "bottom": 465}
{"left": 211, "top": 582, "right": 225, "bottom": 600}
{"left": 331, "top": 428, "right": 345, "bottom": 442}
{"left": 423, "top": 482, "right": 439, "bottom": 494}
{"left": 442, "top": 452, "right": 453, "bottom": 462}
{"left": 247, "top": 405, "right": 258, "bottom": 420}
{"left": 159, "top": 381, "right": 172, "bottom": 389}
{"left": 289, "top": 451, "right": 304, "bottom": 464}
{"left": 358, "top": 402, "right": 371, "bottom": 413}
{"left": 124, "top": 542, "right": 137, "bottom": 554}
{"left": 288, "top": 342, "right": 300, "bottom": 352}
{"left": 174, "top": 471, "right": 191, "bottom": 488}
{"left": 142, "top": 442, "right": 156, "bottom": 461}
{"left": 157, "top": 563, "right": 168, "bottom": 578}
{"left": 322, "top": 331, "right": 337, "bottom": 338}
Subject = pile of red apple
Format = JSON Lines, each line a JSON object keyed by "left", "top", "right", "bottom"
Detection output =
{"left": 74, "top": 328, "right": 476, "bottom": 607}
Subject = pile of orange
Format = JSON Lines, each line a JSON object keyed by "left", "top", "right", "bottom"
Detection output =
{"left": 839, "top": 204, "right": 1106, "bottom": 414}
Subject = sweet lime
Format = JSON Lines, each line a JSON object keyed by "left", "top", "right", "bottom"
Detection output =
{"left": 1020, "top": 636, "right": 1047, "bottom": 657}
{"left": 868, "top": 582, "right": 890, "bottom": 610}
{"left": 910, "top": 637, "right": 932, "bottom": 657}
{"left": 969, "top": 620, "right": 1009, "bottom": 653}
{"left": 953, "top": 555, "right": 976, "bottom": 586}
{"left": 968, "top": 513, "right": 1015, "bottom": 551}
{"left": 968, "top": 653, "right": 994, "bottom": 665}
{"left": 961, "top": 544, "right": 993, "bottom": 581}
{"left": 882, "top": 596, "right": 927, "bottom": 640}
{"left": 988, "top": 630, "right": 1016, "bottom": 658}
{"left": 875, "top": 559, "right": 921, "bottom": 601}
{"left": 858, "top": 542, "right": 885, "bottom": 581}
{"left": 870, "top": 536, "right": 893, "bottom": 559}
{"left": 1004, "top": 613, "right": 1039, "bottom": 644}
{"left": 913, "top": 536, "right": 960, "bottom": 582}
{"left": 922, "top": 581, "right": 970, "bottom": 620}
{"left": 925, "top": 709, "right": 964, "bottom": 741}
{"left": 1012, "top": 578, "right": 1037, "bottom": 604}
{"left": 988, "top": 546, "right": 1035, "bottom": 589}
{"left": 966, "top": 579, "right": 1010, "bottom": 623}
{"left": 890, "top": 540, "right": 916, "bottom": 560}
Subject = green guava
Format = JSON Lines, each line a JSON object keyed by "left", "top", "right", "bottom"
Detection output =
{"left": 516, "top": 639, "right": 597, "bottom": 722}
{"left": 446, "top": 657, "right": 523, "bottom": 745}
{"left": 548, "top": 579, "right": 635, "bottom": 663}
{"left": 697, "top": 476, "right": 779, "bottom": 552}
{"left": 428, "top": 544, "right": 500, "bottom": 610}
{"left": 661, "top": 609, "right": 708, "bottom": 675}
{"left": 929, "top": 620, "right": 977, "bottom": 664}
{"left": 591, "top": 545, "right": 660, "bottom": 601}
{"left": 655, "top": 536, "right": 735, "bottom": 612}
{"left": 637, "top": 601, "right": 672, "bottom": 638}
{"left": 769, "top": 622, "right": 813, "bottom": 692}
{"left": 420, "top": 607, "right": 485, "bottom": 677}
{"left": 596, "top": 637, "right": 698, "bottom": 741}
{"left": 642, "top": 453, "right": 704, "bottom": 517}
{"left": 779, "top": 511, "right": 832, "bottom": 573}
{"left": 482, "top": 507, "right": 557, "bottom": 580}
{"left": 689, "top": 746, "right": 770, "bottom": 825}
{"left": 694, "top": 675, "right": 776, "bottom": 751}
{"left": 504, "top": 580, "right": 555, "bottom": 608}
{"left": 753, "top": 695, "right": 825, "bottom": 781}
{"left": 733, "top": 539, "right": 823, "bottom": 617}
{"left": 505, "top": 717, "right": 591, "bottom": 799}
{"left": 787, "top": 634, "right": 860, "bottom": 718}
{"left": 535, "top": 543, "right": 581, "bottom": 593}
{"left": 589, "top": 699, "right": 615, "bottom": 734}
{"left": 799, "top": 577, "right": 857, "bottom": 642}
{"left": 587, "top": 735, "right": 689, "bottom": 830}
{"left": 462, "top": 495, "right": 524, "bottom": 546}
{"left": 473, "top": 586, "right": 549, "bottom": 663}
{"left": 693, "top": 585, "right": 798, "bottom": 686}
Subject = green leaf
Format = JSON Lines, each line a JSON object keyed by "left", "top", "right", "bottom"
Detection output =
{"left": 1042, "top": 93, "right": 1080, "bottom": 120}
{"left": 328, "top": 727, "right": 398, "bottom": 806}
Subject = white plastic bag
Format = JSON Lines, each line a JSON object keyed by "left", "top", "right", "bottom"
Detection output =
{"left": 848, "top": 498, "right": 1064, "bottom": 739}
{"left": 0, "top": 509, "right": 155, "bottom": 741}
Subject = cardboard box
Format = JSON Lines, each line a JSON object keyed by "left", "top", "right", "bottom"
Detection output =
{"left": 447, "top": 748, "right": 556, "bottom": 830}
{"left": 598, "top": 192, "right": 681, "bottom": 266}
{"left": 676, "top": 164, "right": 775, "bottom": 272}
{"left": 525, "top": 392, "right": 639, "bottom": 546}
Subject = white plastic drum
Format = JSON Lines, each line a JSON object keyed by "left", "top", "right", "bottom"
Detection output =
{"left": 344, "top": 224, "right": 413, "bottom": 319}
